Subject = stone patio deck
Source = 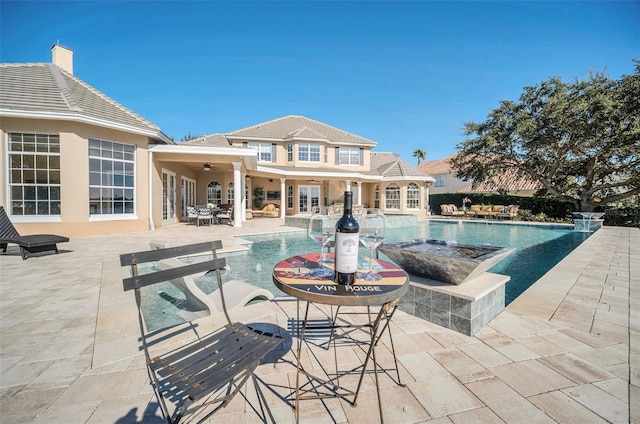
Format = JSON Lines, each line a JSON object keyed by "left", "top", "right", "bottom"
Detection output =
{"left": 0, "top": 219, "right": 637, "bottom": 423}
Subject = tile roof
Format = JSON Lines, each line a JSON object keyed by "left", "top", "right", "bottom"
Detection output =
{"left": 183, "top": 133, "right": 232, "bottom": 148}
{"left": 458, "top": 168, "right": 542, "bottom": 193}
{"left": 371, "top": 152, "right": 433, "bottom": 179}
{"left": 0, "top": 63, "right": 167, "bottom": 141}
{"left": 225, "top": 115, "right": 377, "bottom": 146}
{"left": 418, "top": 154, "right": 457, "bottom": 175}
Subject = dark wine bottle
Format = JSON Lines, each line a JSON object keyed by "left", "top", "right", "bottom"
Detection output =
{"left": 334, "top": 191, "right": 359, "bottom": 285}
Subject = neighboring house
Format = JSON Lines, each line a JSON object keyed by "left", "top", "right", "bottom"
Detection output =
{"left": 419, "top": 153, "right": 541, "bottom": 197}
{"left": 1, "top": 45, "right": 434, "bottom": 237}
{"left": 418, "top": 154, "right": 468, "bottom": 195}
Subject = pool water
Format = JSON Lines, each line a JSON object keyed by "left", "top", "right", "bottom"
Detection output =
{"left": 224, "top": 220, "right": 590, "bottom": 304}
{"left": 142, "top": 220, "right": 591, "bottom": 330}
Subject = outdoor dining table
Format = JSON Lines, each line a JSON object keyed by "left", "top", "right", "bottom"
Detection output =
{"left": 272, "top": 252, "right": 409, "bottom": 423}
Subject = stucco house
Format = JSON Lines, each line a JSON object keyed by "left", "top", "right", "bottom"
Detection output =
{"left": 1, "top": 45, "right": 434, "bottom": 237}
{"left": 419, "top": 153, "right": 541, "bottom": 197}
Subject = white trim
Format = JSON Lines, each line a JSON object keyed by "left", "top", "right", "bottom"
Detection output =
{"left": 255, "top": 165, "right": 383, "bottom": 180}
{"left": 89, "top": 214, "right": 139, "bottom": 222}
{"left": 10, "top": 215, "right": 62, "bottom": 223}
{"left": 0, "top": 109, "right": 171, "bottom": 143}
{"left": 149, "top": 144, "right": 256, "bottom": 157}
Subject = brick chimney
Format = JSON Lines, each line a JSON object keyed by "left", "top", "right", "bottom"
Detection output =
{"left": 51, "top": 44, "right": 73, "bottom": 74}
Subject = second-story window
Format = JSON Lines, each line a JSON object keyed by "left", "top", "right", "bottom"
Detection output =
{"left": 435, "top": 175, "right": 446, "bottom": 188}
{"left": 298, "top": 143, "right": 320, "bottom": 163}
{"left": 287, "top": 144, "right": 293, "bottom": 162}
{"left": 247, "top": 142, "right": 273, "bottom": 162}
{"left": 338, "top": 147, "right": 362, "bottom": 165}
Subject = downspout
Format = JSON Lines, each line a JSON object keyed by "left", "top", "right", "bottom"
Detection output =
{"left": 148, "top": 150, "right": 155, "bottom": 230}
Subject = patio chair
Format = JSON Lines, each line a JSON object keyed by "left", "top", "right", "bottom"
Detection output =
{"left": 120, "top": 240, "right": 284, "bottom": 424}
{"left": 0, "top": 206, "right": 69, "bottom": 260}
{"left": 216, "top": 205, "right": 233, "bottom": 225}
{"left": 196, "top": 206, "right": 213, "bottom": 227}
{"left": 185, "top": 206, "right": 198, "bottom": 225}
{"left": 158, "top": 256, "right": 275, "bottom": 321}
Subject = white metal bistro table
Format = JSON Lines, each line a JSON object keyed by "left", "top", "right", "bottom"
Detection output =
{"left": 272, "top": 252, "right": 409, "bottom": 423}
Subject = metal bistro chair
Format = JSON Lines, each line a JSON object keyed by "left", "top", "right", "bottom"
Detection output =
{"left": 196, "top": 206, "right": 214, "bottom": 227}
{"left": 120, "top": 241, "right": 284, "bottom": 424}
{"left": 216, "top": 205, "right": 233, "bottom": 226}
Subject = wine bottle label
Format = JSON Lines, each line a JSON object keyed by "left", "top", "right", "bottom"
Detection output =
{"left": 335, "top": 232, "right": 359, "bottom": 273}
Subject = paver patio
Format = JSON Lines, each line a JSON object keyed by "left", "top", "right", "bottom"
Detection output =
{"left": 0, "top": 219, "right": 637, "bottom": 423}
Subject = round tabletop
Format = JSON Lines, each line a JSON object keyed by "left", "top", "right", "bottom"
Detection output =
{"left": 272, "top": 253, "right": 409, "bottom": 306}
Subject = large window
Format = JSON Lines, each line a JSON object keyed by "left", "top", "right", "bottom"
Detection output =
{"left": 407, "top": 182, "right": 420, "bottom": 209}
{"left": 298, "top": 143, "right": 320, "bottom": 163}
{"left": 338, "top": 147, "right": 362, "bottom": 165}
{"left": 207, "top": 181, "right": 222, "bottom": 206}
{"left": 247, "top": 142, "right": 274, "bottom": 162}
{"left": 89, "top": 139, "right": 135, "bottom": 215}
{"left": 385, "top": 183, "right": 400, "bottom": 209}
{"left": 8, "top": 133, "right": 61, "bottom": 216}
{"left": 374, "top": 184, "right": 380, "bottom": 209}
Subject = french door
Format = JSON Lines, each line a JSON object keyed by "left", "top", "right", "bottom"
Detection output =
{"left": 181, "top": 176, "right": 196, "bottom": 220}
{"left": 298, "top": 186, "right": 320, "bottom": 214}
{"left": 162, "top": 169, "right": 176, "bottom": 224}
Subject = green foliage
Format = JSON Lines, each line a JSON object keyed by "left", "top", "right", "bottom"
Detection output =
{"left": 603, "top": 207, "right": 640, "bottom": 228}
{"left": 252, "top": 187, "right": 265, "bottom": 209}
{"left": 180, "top": 132, "right": 200, "bottom": 142}
{"left": 451, "top": 60, "right": 640, "bottom": 212}
{"left": 413, "top": 149, "right": 427, "bottom": 165}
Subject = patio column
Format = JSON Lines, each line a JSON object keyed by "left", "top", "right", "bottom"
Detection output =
{"left": 232, "top": 162, "right": 242, "bottom": 227}
{"left": 241, "top": 172, "right": 247, "bottom": 222}
{"left": 346, "top": 180, "right": 351, "bottom": 192}
{"left": 356, "top": 182, "right": 362, "bottom": 206}
{"left": 280, "top": 178, "right": 286, "bottom": 218}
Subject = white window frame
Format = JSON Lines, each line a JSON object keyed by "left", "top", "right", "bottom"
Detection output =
{"left": 385, "top": 183, "right": 401, "bottom": 209}
{"left": 435, "top": 175, "right": 446, "bottom": 188}
{"left": 88, "top": 138, "right": 136, "bottom": 220}
{"left": 298, "top": 143, "right": 321, "bottom": 163}
{"left": 7, "top": 132, "right": 62, "bottom": 219}
{"left": 407, "top": 182, "right": 420, "bottom": 209}
{"left": 207, "top": 181, "right": 222, "bottom": 206}
{"left": 247, "top": 142, "right": 273, "bottom": 162}
{"left": 227, "top": 182, "right": 234, "bottom": 203}
{"left": 338, "top": 147, "right": 361, "bottom": 165}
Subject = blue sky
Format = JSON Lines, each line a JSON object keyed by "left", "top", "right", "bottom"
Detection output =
{"left": 1, "top": 1, "right": 638, "bottom": 165}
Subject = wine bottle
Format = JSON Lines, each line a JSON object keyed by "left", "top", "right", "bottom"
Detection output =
{"left": 334, "top": 191, "right": 359, "bottom": 285}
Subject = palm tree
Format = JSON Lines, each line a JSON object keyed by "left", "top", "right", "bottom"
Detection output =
{"left": 413, "top": 149, "right": 426, "bottom": 165}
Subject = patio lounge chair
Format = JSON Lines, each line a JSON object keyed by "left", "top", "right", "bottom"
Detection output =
{"left": 496, "top": 205, "right": 520, "bottom": 220}
{"left": 440, "top": 204, "right": 464, "bottom": 217}
{"left": 158, "top": 256, "right": 275, "bottom": 321}
{"left": 0, "top": 206, "right": 69, "bottom": 260}
{"left": 120, "top": 240, "right": 284, "bottom": 424}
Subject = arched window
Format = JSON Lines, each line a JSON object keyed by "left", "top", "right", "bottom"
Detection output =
{"left": 207, "top": 181, "right": 222, "bottom": 206}
{"left": 227, "top": 182, "right": 234, "bottom": 203}
{"left": 407, "top": 182, "right": 420, "bottom": 209}
{"left": 385, "top": 183, "right": 400, "bottom": 209}
{"left": 374, "top": 184, "right": 380, "bottom": 209}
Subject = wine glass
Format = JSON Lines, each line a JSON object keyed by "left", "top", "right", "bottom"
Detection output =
{"left": 307, "top": 212, "right": 335, "bottom": 278}
{"left": 359, "top": 210, "right": 386, "bottom": 281}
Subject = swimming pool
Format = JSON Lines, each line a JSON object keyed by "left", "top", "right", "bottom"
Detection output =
{"left": 142, "top": 220, "right": 591, "bottom": 330}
